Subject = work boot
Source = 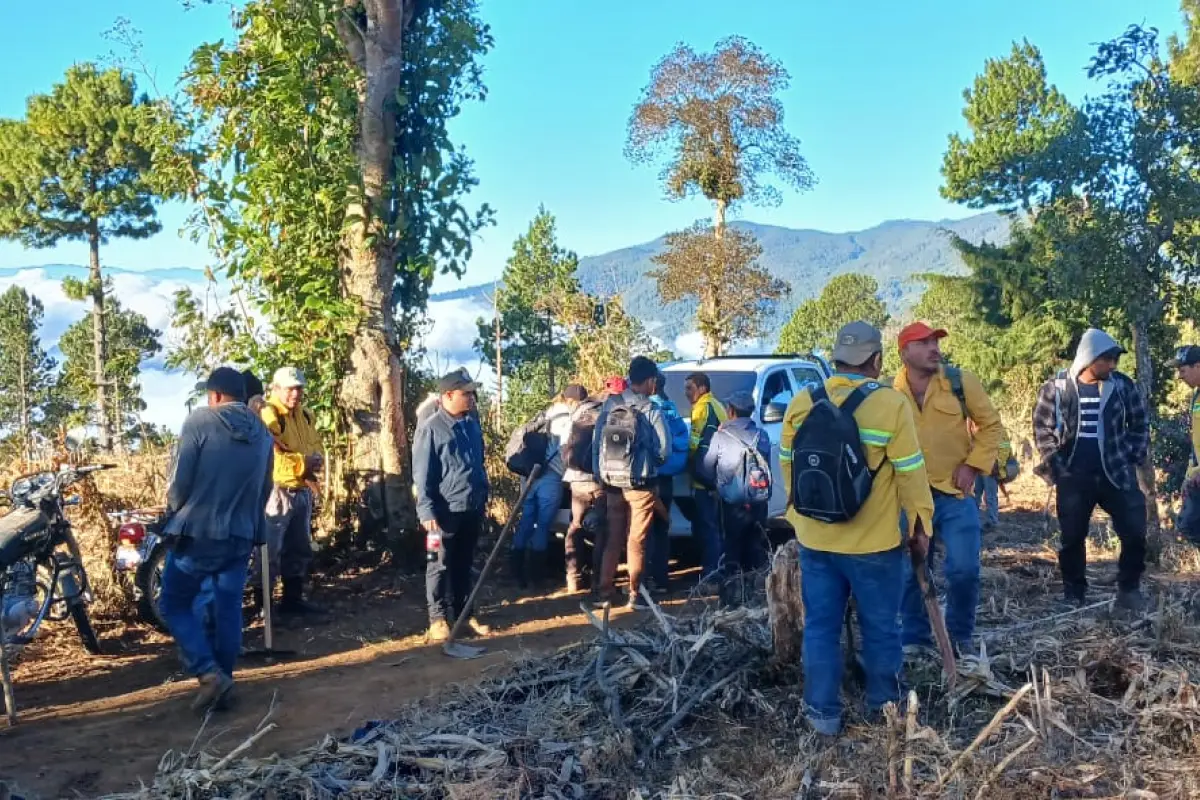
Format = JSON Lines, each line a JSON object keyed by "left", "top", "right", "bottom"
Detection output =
{"left": 192, "top": 671, "right": 234, "bottom": 715}
{"left": 509, "top": 549, "right": 528, "bottom": 589}
{"left": 465, "top": 617, "right": 492, "bottom": 637}
{"left": 1116, "top": 587, "right": 1145, "bottom": 614}
{"left": 278, "top": 577, "right": 326, "bottom": 617}
{"left": 426, "top": 619, "right": 451, "bottom": 642}
{"left": 527, "top": 549, "right": 546, "bottom": 590}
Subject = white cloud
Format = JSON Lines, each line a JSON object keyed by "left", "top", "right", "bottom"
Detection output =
{"left": 137, "top": 369, "right": 195, "bottom": 431}
{"left": 421, "top": 296, "right": 490, "bottom": 360}
{"left": 673, "top": 331, "right": 705, "bottom": 360}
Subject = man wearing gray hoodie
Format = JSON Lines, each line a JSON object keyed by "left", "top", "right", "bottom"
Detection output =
{"left": 1033, "top": 329, "right": 1149, "bottom": 611}
{"left": 161, "top": 367, "right": 275, "bottom": 713}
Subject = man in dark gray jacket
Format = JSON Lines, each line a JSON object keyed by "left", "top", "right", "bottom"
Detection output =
{"left": 414, "top": 370, "right": 491, "bottom": 642}
{"left": 161, "top": 367, "right": 274, "bottom": 713}
{"left": 591, "top": 356, "right": 670, "bottom": 608}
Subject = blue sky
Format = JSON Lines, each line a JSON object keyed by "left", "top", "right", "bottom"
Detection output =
{"left": 0, "top": 0, "right": 1187, "bottom": 294}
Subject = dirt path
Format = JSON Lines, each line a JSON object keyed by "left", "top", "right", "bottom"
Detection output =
{"left": 0, "top": 565, "right": 650, "bottom": 799}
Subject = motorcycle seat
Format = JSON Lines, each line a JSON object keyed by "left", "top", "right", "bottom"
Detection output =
{"left": 0, "top": 509, "right": 48, "bottom": 568}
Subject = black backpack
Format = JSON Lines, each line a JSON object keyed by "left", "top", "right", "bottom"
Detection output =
{"left": 789, "top": 383, "right": 881, "bottom": 523}
{"left": 598, "top": 401, "right": 643, "bottom": 489}
{"left": 505, "top": 411, "right": 550, "bottom": 477}
{"left": 564, "top": 399, "right": 603, "bottom": 473}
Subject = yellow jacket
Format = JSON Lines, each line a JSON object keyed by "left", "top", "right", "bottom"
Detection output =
{"left": 1189, "top": 390, "right": 1200, "bottom": 480}
{"left": 782, "top": 375, "right": 935, "bottom": 554}
{"left": 894, "top": 366, "right": 1002, "bottom": 498}
{"left": 689, "top": 392, "right": 727, "bottom": 488}
{"left": 261, "top": 396, "right": 323, "bottom": 488}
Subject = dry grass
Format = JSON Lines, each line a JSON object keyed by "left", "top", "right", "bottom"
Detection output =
{"left": 98, "top": 535, "right": 1200, "bottom": 800}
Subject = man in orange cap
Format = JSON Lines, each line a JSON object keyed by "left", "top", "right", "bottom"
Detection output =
{"left": 894, "top": 322, "right": 1003, "bottom": 655}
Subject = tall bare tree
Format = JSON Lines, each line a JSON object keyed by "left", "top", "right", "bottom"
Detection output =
{"left": 626, "top": 37, "right": 812, "bottom": 355}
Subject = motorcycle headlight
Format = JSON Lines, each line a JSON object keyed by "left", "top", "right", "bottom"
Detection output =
{"left": 8, "top": 477, "right": 32, "bottom": 502}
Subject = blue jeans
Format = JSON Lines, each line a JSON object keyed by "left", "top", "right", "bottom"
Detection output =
{"left": 901, "top": 494, "right": 981, "bottom": 649}
{"left": 513, "top": 472, "right": 562, "bottom": 552}
{"left": 974, "top": 475, "right": 999, "bottom": 526}
{"left": 692, "top": 489, "right": 722, "bottom": 579}
{"left": 160, "top": 537, "right": 254, "bottom": 679}
{"left": 800, "top": 546, "right": 904, "bottom": 735}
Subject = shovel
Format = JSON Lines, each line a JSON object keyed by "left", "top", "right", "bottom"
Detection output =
{"left": 240, "top": 543, "right": 297, "bottom": 662}
{"left": 443, "top": 464, "right": 543, "bottom": 659}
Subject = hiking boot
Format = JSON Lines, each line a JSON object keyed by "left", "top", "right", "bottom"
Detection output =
{"left": 426, "top": 619, "right": 451, "bottom": 642}
{"left": 214, "top": 684, "right": 239, "bottom": 712}
{"left": 278, "top": 578, "right": 327, "bottom": 617}
{"left": 192, "top": 671, "right": 234, "bottom": 715}
{"left": 1060, "top": 586, "right": 1087, "bottom": 611}
{"left": 464, "top": 617, "right": 491, "bottom": 637}
{"left": 1116, "top": 587, "right": 1145, "bottom": 614}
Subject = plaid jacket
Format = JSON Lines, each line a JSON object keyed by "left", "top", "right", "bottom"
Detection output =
{"left": 1032, "top": 370, "right": 1149, "bottom": 491}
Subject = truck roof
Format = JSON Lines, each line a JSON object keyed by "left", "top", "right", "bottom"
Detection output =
{"left": 660, "top": 354, "right": 826, "bottom": 373}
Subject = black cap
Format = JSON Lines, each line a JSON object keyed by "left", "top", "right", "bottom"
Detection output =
{"left": 563, "top": 384, "right": 588, "bottom": 402}
{"left": 1170, "top": 345, "right": 1200, "bottom": 368}
{"left": 196, "top": 367, "right": 247, "bottom": 401}
{"left": 241, "top": 370, "right": 264, "bottom": 399}
{"left": 436, "top": 369, "right": 480, "bottom": 394}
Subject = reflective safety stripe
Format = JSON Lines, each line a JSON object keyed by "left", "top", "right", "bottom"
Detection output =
{"left": 780, "top": 450, "right": 793, "bottom": 463}
{"left": 860, "top": 428, "right": 892, "bottom": 446}
{"left": 891, "top": 452, "right": 925, "bottom": 473}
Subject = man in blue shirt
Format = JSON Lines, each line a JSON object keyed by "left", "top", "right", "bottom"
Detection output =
{"left": 698, "top": 390, "right": 772, "bottom": 597}
{"left": 413, "top": 371, "right": 491, "bottom": 642}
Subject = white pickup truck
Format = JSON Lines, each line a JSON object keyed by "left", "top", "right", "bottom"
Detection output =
{"left": 553, "top": 354, "right": 832, "bottom": 538}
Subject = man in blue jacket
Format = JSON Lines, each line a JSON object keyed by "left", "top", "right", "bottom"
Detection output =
{"left": 161, "top": 366, "right": 274, "bottom": 714}
{"left": 699, "top": 390, "right": 771, "bottom": 591}
{"left": 413, "top": 371, "right": 492, "bottom": 642}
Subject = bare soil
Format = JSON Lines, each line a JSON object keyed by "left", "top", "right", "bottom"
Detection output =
{"left": 0, "top": 559, "right": 661, "bottom": 799}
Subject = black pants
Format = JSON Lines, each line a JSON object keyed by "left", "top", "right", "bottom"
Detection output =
{"left": 721, "top": 501, "right": 767, "bottom": 575}
{"left": 426, "top": 511, "right": 481, "bottom": 624}
{"left": 1055, "top": 473, "right": 1146, "bottom": 595}
{"left": 1180, "top": 479, "right": 1200, "bottom": 546}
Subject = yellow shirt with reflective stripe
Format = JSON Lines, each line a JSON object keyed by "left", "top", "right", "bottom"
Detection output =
{"left": 261, "top": 396, "right": 324, "bottom": 488}
{"left": 894, "top": 365, "right": 1003, "bottom": 498}
{"left": 781, "top": 375, "right": 935, "bottom": 554}
{"left": 689, "top": 392, "right": 727, "bottom": 488}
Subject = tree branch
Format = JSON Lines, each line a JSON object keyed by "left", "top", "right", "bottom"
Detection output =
{"left": 336, "top": 1, "right": 367, "bottom": 70}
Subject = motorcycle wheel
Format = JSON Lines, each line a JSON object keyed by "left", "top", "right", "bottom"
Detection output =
{"left": 69, "top": 600, "right": 102, "bottom": 655}
{"left": 135, "top": 545, "right": 169, "bottom": 633}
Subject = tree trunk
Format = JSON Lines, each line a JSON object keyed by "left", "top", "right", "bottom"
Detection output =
{"left": 88, "top": 229, "right": 111, "bottom": 451}
{"left": 18, "top": 349, "right": 29, "bottom": 463}
{"left": 494, "top": 286, "right": 503, "bottom": 427}
{"left": 702, "top": 197, "right": 728, "bottom": 358}
{"left": 336, "top": 1, "right": 416, "bottom": 548}
{"left": 1130, "top": 318, "right": 1160, "bottom": 530}
{"left": 767, "top": 539, "right": 803, "bottom": 665}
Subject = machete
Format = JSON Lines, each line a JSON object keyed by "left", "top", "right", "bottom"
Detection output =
{"left": 910, "top": 519, "right": 956, "bottom": 688}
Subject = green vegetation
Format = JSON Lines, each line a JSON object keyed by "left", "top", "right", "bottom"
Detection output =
{"left": 778, "top": 274, "right": 889, "bottom": 356}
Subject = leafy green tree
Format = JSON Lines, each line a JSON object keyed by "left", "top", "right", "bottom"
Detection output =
{"left": 59, "top": 300, "right": 161, "bottom": 444}
{"left": 650, "top": 220, "right": 788, "bottom": 357}
{"left": 942, "top": 27, "right": 1200, "bottom": 519}
{"left": 627, "top": 37, "right": 813, "bottom": 355}
{"left": 0, "top": 287, "right": 57, "bottom": 460}
{"left": 164, "top": 277, "right": 248, "bottom": 378}
{"left": 0, "top": 64, "right": 177, "bottom": 450}
{"left": 184, "top": 0, "right": 493, "bottom": 544}
{"left": 777, "top": 274, "right": 888, "bottom": 356}
{"left": 475, "top": 207, "right": 580, "bottom": 394}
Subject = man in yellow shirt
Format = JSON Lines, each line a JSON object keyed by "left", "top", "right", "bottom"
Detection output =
{"left": 782, "top": 321, "right": 934, "bottom": 737}
{"left": 684, "top": 372, "right": 727, "bottom": 581}
{"left": 1171, "top": 345, "right": 1200, "bottom": 543}
{"left": 258, "top": 366, "right": 326, "bottom": 618}
{"left": 894, "top": 322, "right": 1002, "bottom": 654}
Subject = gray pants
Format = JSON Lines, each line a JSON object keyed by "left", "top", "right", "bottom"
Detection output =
{"left": 253, "top": 486, "right": 314, "bottom": 583}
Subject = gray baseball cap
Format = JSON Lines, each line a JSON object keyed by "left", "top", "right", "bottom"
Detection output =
{"left": 831, "top": 321, "right": 883, "bottom": 367}
{"left": 725, "top": 390, "right": 756, "bottom": 415}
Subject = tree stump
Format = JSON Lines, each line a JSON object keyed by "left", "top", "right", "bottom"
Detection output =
{"left": 766, "top": 539, "right": 803, "bottom": 664}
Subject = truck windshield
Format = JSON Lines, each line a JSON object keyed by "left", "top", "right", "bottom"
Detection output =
{"left": 661, "top": 370, "right": 757, "bottom": 417}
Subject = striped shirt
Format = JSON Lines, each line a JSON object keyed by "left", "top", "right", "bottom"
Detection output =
{"left": 1071, "top": 381, "right": 1103, "bottom": 473}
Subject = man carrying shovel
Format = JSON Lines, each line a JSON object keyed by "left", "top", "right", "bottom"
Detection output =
{"left": 414, "top": 371, "right": 492, "bottom": 643}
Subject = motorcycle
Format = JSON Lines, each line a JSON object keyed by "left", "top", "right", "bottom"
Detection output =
{"left": 111, "top": 507, "right": 170, "bottom": 633}
{"left": 0, "top": 464, "right": 112, "bottom": 656}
